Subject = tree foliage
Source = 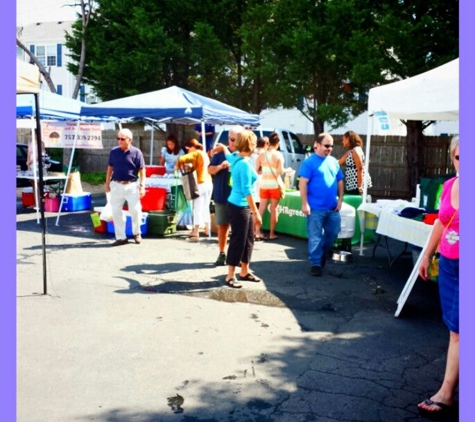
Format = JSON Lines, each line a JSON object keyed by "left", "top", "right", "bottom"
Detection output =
{"left": 65, "top": 0, "right": 458, "bottom": 136}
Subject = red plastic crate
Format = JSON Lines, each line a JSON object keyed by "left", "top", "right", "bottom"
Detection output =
{"left": 91, "top": 210, "right": 108, "bottom": 233}
{"left": 145, "top": 165, "right": 166, "bottom": 177}
{"left": 22, "top": 188, "right": 35, "bottom": 207}
{"left": 140, "top": 187, "right": 167, "bottom": 211}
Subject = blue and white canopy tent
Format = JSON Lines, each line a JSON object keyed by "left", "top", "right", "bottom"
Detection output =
{"left": 17, "top": 90, "right": 83, "bottom": 121}
{"left": 80, "top": 85, "right": 260, "bottom": 233}
{"left": 80, "top": 85, "right": 261, "bottom": 159}
{"left": 16, "top": 68, "right": 115, "bottom": 226}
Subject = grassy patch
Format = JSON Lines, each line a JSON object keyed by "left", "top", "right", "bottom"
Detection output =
{"left": 81, "top": 172, "right": 107, "bottom": 185}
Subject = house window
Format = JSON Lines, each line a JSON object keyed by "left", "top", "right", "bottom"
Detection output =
{"left": 36, "top": 45, "right": 57, "bottom": 67}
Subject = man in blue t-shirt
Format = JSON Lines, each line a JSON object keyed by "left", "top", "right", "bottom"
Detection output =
{"left": 208, "top": 125, "right": 244, "bottom": 265}
{"left": 195, "top": 123, "right": 215, "bottom": 153}
{"left": 299, "top": 133, "right": 344, "bottom": 276}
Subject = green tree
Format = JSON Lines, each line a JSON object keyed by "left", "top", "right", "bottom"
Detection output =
{"left": 242, "top": 0, "right": 388, "bottom": 134}
{"left": 378, "top": 0, "right": 458, "bottom": 192}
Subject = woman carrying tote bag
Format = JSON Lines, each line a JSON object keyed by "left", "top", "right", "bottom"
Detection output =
{"left": 176, "top": 138, "right": 213, "bottom": 238}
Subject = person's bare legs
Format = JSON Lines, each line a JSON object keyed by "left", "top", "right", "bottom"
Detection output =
{"left": 418, "top": 331, "right": 459, "bottom": 411}
{"left": 239, "top": 262, "right": 250, "bottom": 277}
{"left": 217, "top": 223, "right": 230, "bottom": 254}
{"left": 255, "top": 198, "right": 268, "bottom": 238}
{"left": 269, "top": 198, "right": 280, "bottom": 239}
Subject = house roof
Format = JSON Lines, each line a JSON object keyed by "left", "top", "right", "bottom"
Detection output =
{"left": 17, "top": 21, "right": 74, "bottom": 42}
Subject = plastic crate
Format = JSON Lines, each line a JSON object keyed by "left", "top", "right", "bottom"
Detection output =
{"left": 107, "top": 212, "right": 148, "bottom": 236}
{"left": 60, "top": 192, "right": 91, "bottom": 212}
{"left": 145, "top": 165, "right": 166, "bottom": 177}
{"left": 148, "top": 211, "right": 177, "bottom": 236}
{"left": 21, "top": 188, "right": 35, "bottom": 207}
{"left": 140, "top": 187, "right": 167, "bottom": 211}
{"left": 91, "top": 207, "right": 109, "bottom": 233}
{"left": 44, "top": 195, "right": 60, "bottom": 212}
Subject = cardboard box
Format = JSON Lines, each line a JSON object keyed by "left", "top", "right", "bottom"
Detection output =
{"left": 107, "top": 212, "right": 148, "bottom": 236}
{"left": 60, "top": 192, "right": 92, "bottom": 212}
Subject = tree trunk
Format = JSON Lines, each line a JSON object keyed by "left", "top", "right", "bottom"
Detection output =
{"left": 313, "top": 119, "right": 323, "bottom": 135}
{"left": 405, "top": 120, "right": 425, "bottom": 195}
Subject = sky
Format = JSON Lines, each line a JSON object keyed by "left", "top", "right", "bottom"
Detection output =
{"left": 17, "top": 0, "right": 79, "bottom": 26}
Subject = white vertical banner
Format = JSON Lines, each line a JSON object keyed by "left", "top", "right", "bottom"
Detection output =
{"left": 41, "top": 120, "right": 103, "bottom": 149}
{"left": 374, "top": 111, "right": 391, "bottom": 132}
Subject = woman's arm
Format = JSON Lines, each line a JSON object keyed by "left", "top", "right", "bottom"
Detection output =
{"left": 418, "top": 219, "right": 444, "bottom": 280}
{"left": 351, "top": 149, "right": 364, "bottom": 191}
{"left": 176, "top": 151, "right": 196, "bottom": 171}
{"left": 338, "top": 150, "right": 349, "bottom": 166}
{"left": 276, "top": 152, "right": 285, "bottom": 176}
{"left": 210, "top": 142, "right": 230, "bottom": 156}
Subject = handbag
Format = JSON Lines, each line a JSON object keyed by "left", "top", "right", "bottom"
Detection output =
{"left": 428, "top": 255, "right": 439, "bottom": 279}
{"left": 265, "top": 152, "right": 286, "bottom": 199}
{"left": 99, "top": 192, "right": 114, "bottom": 222}
{"left": 180, "top": 170, "right": 200, "bottom": 201}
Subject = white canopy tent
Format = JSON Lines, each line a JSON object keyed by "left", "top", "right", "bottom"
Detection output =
{"left": 360, "top": 58, "right": 459, "bottom": 255}
{"left": 363, "top": 58, "right": 459, "bottom": 201}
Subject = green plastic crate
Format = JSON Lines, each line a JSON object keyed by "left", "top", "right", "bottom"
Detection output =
{"left": 148, "top": 211, "right": 177, "bottom": 236}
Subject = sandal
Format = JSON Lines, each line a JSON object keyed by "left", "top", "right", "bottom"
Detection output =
{"left": 225, "top": 277, "right": 242, "bottom": 289}
{"left": 418, "top": 399, "right": 452, "bottom": 419}
{"left": 238, "top": 273, "right": 262, "bottom": 282}
{"left": 254, "top": 235, "right": 267, "bottom": 241}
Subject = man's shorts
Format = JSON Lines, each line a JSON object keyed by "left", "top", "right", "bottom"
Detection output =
{"left": 260, "top": 188, "right": 281, "bottom": 200}
{"left": 214, "top": 202, "right": 229, "bottom": 225}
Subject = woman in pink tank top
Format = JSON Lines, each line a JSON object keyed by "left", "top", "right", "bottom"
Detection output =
{"left": 417, "top": 136, "right": 459, "bottom": 419}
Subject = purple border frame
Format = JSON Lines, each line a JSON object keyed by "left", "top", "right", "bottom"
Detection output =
{"left": 5, "top": 2, "right": 470, "bottom": 421}
{"left": 4, "top": 0, "right": 16, "bottom": 420}
{"left": 459, "top": 1, "right": 472, "bottom": 421}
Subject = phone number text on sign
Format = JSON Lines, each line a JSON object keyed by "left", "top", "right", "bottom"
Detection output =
{"left": 42, "top": 121, "right": 103, "bottom": 149}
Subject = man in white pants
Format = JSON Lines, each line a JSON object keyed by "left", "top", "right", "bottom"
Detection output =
{"left": 105, "top": 128, "right": 146, "bottom": 246}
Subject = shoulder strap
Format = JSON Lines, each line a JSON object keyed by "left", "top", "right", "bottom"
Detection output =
{"left": 265, "top": 152, "right": 279, "bottom": 181}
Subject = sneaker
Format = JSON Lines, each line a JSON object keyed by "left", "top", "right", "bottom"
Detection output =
{"left": 111, "top": 238, "right": 128, "bottom": 247}
{"left": 215, "top": 252, "right": 226, "bottom": 266}
{"left": 310, "top": 266, "right": 322, "bottom": 277}
{"left": 133, "top": 234, "right": 142, "bottom": 244}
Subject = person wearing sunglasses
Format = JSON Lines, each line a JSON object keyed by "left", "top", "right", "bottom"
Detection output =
{"left": 298, "top": 133, "right": 344, "bottom": 277}
{"left": 417, "top": 136, "right": 459, "bottom": 419}
{"left": 105, "top": 128, "right": 146, "bottom": 246}
{"left": 208, "top": 125, "right": 245, "bottom": 265}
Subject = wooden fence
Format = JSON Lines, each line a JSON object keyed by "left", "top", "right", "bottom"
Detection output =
{"left": 17, "top": 128, "right": 454, "bottom": 200}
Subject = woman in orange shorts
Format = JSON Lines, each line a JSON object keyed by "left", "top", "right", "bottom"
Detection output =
{"left": 254, "top": 132, "right": 284, "bottom": 240}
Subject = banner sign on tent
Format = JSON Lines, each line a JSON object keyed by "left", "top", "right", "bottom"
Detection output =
{"left": 374, "top": 111, "right": 390, "bottom": 132}
{"left": 41, "top": 121, "right": 103, "bottom": 149}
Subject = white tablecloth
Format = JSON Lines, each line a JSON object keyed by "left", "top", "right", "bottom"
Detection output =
{"left": 357, "top": 200, "right": 432, "bottom": 253}
{"left": 376, "top": 210, "right": 432, "bottom": 248}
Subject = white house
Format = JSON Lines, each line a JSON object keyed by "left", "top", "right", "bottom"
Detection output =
{"left": 16, "top": 20, "right": 98, "bottom": 103}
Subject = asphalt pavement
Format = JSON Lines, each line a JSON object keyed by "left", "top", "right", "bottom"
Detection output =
{"left": 16, "top": 194, "right": 459, "bottom": 422}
